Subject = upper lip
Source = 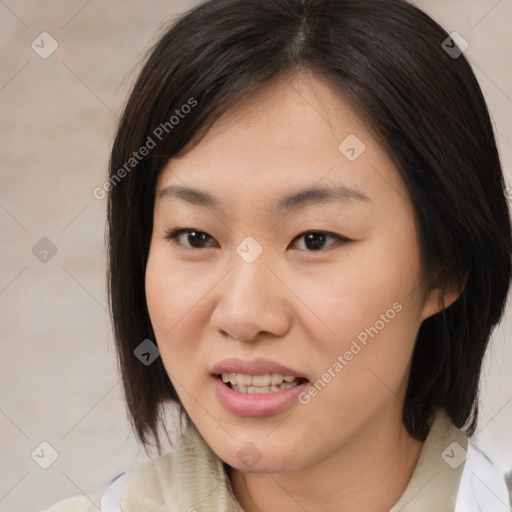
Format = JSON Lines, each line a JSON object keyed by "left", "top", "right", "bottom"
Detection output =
{"left": 211, "top": 358, "right": 308, "bottom": 380}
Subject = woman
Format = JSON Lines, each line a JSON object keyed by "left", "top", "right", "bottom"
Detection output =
{"left": 48, "top": 0, "right": 512, "bottom": 510}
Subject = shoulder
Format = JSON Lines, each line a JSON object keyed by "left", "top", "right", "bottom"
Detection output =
{"left": 43, "top": 463, "right": 163, "bottom": 512}
{"left": 44, "top": 471, "right": 132, "bottom": 512}
{"left": 119, "top": 423, "right": 238, "bottom": 510}
{"left": 506, "top": 468, "right": 512, "bottom": 500}
{"left": 44, "top": 483, "right": 108, "bottom": 512}
{"left": 43, "top": 456, "right": 175, "bottom": 512}
{"left": 44, "top": 423, "right": 239, "bottom": 512}
{"left": 455, "top": 439, "right": 512, "bottom": 511}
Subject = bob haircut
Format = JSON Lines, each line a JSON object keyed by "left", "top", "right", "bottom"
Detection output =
{"left": 107, "top": 0, "right": 512, "bottom": 453}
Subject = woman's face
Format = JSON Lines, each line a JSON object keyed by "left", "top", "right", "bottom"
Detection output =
{"left": 145, "top": 73, "right": 446, "bottom": 473}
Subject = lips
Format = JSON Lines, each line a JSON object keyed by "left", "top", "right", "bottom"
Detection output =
{"left": 211, "top": 357, "right": 308, "bottom": 380}
{"left": 211, "top": 357, "right": 310, "bottom": 407}
{"left": 210, "top": 358, "right": 310, "bottom": 414}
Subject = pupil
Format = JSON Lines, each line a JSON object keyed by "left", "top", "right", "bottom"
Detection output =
{"left": 306, "top": 232, "right": 326, "bottom": 250}
{"left": 189, "top": 231, "right": 208, "bottom": 247}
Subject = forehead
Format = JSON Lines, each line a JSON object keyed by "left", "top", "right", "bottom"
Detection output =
{"left": 156, "top": 73, "right": 409, "bottom": 211}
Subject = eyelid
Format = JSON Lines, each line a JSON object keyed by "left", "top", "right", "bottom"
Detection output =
{"left": 289, "top": 231, "right": 345, "bottom": 251}
{"left": 164, "top": 227, "right": 219, "bottom": 248}
{"left": 164, "top": 227, "right": 348, "bottom": 251}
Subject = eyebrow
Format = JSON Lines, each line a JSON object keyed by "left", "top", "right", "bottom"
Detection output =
{"left": 159, "top": 183, "right": 370, "bottom": 212}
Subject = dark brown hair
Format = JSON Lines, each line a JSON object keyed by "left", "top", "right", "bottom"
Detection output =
{"left": 107, "top": 0, "right": 512, "bottom": 453}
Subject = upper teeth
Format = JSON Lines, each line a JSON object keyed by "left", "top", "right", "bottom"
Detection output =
{"left": 221, "top": 372, "right": 297, "bottom": 387}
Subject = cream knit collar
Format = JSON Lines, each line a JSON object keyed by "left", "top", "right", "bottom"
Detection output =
{"left": 108, "top": 409, "right": 509, "bottom": 512}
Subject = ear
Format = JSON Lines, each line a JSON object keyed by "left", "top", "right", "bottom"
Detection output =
{"left": 420, "top": 272, "right": 468, "bottom": 322}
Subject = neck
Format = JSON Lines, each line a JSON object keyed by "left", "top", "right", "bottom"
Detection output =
{"left": 228, "top": 407, "right": 425, "bottom": 512}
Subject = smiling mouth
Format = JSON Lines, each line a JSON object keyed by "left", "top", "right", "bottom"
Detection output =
{"left": 219, "top": 372, "right": 308, "bottom": 394}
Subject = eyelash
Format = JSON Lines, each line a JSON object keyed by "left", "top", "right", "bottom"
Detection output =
{"left": 163, "top": 227, "right": 348, "bottom": 252}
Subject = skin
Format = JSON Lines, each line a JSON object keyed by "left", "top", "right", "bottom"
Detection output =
{"left": 145, "top": 71, "right": 460, "bottom": 512}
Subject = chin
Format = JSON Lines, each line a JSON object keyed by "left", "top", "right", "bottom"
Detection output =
{"left": 228, "top": 455, "right": 300, "bottom": 474}
{"left": 213, "top": 437, "right": 307, "bottom": 475}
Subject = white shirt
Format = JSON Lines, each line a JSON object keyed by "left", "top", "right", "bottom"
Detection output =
{"left": 46, "top": 408, "right": 512, "bottom": 512}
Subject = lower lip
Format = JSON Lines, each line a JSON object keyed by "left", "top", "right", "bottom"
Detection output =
{"left": 212, "top": 375, "right": 309, "bottom": 416}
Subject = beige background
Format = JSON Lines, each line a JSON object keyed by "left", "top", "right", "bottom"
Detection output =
{"left": 0, "top": 1, "right": 511, "bottom": 510}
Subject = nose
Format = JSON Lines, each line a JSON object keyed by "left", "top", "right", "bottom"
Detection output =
{"left": 209, "top": 252, "right": 291, "bottom": 343}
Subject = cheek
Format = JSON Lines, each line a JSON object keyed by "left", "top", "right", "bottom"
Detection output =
{"left": 145, "top": 245, "right": 206, "bottom": 365}
{"left": 295, "top": 277, "right": 418, "bottom": 394}
{"left": 292, "top": 276, "right": 420, "bottom": 441}
{"left": 294, "top": 238, "right": 422, "bottom": 351}
{"left": 145, "top": 252, "right": 173, "bottom": 340}
{"left": 292, "top": 232, "right": 424, "bottom": 401}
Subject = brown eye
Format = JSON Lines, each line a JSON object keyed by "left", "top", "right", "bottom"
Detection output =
{"left": 291, "top": 231, "right": 345, "bottom": 251}
{"left": 165, "top": 228, "right": 218, "bottom": 248}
